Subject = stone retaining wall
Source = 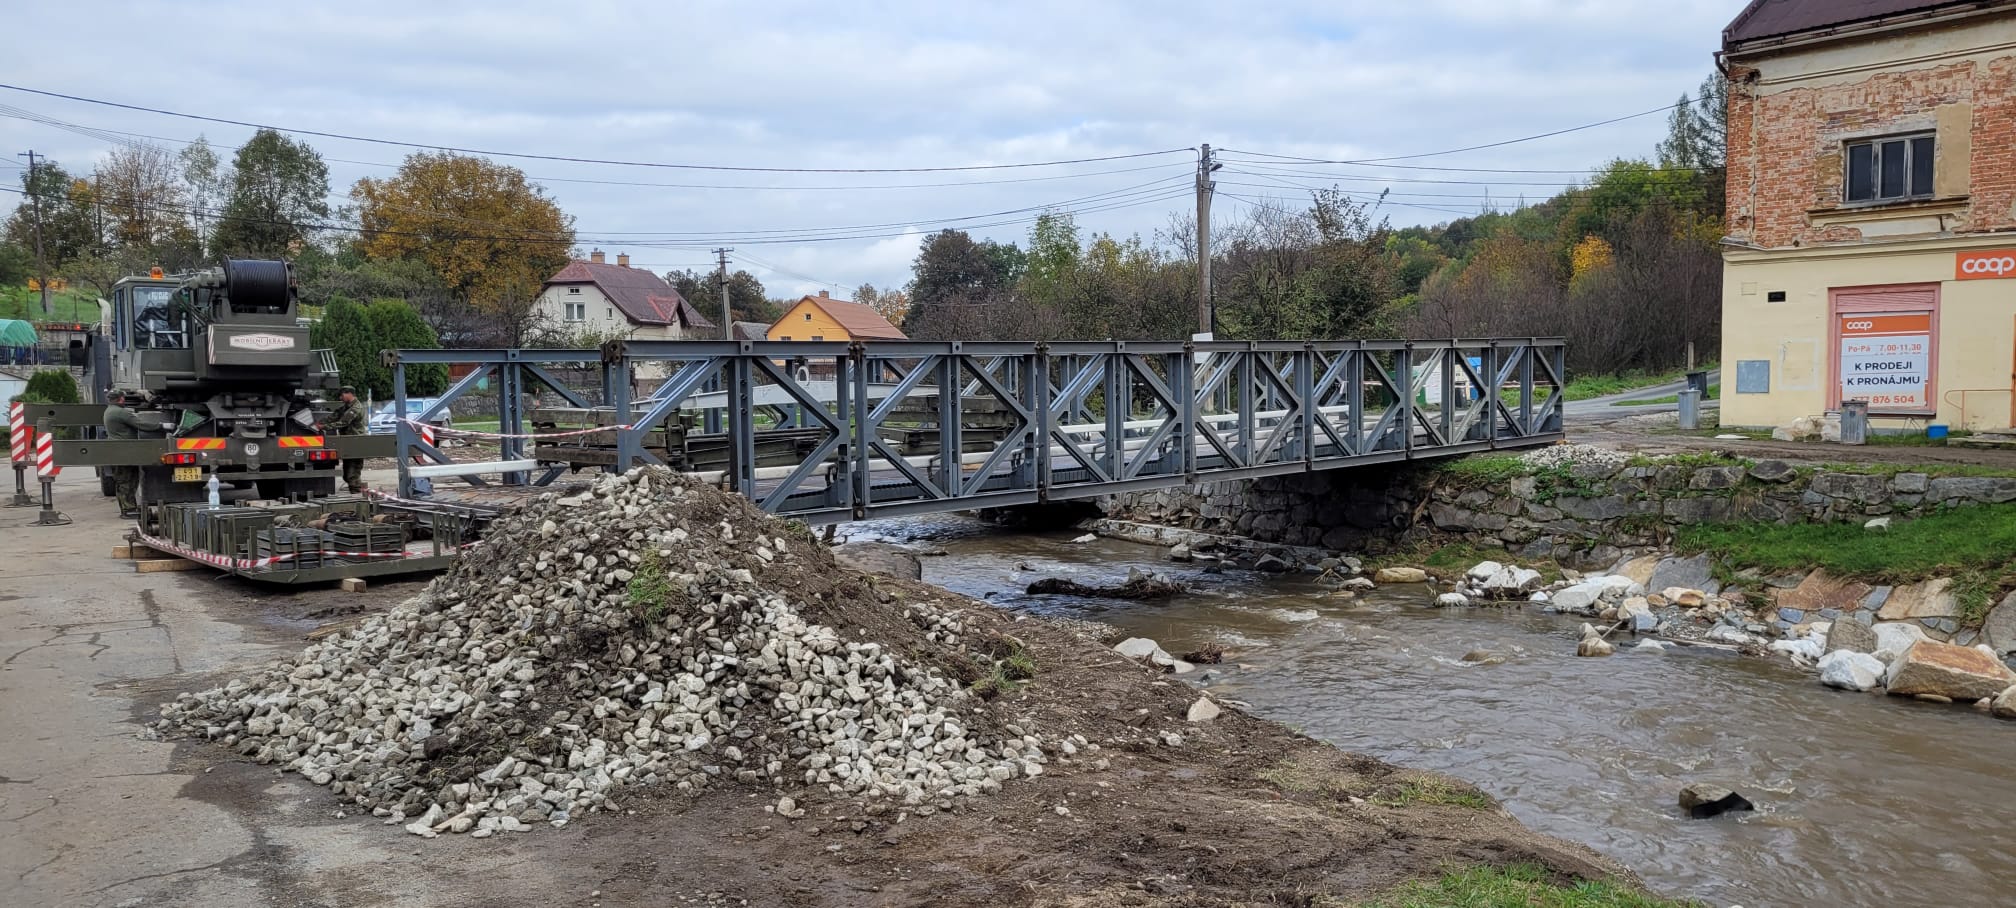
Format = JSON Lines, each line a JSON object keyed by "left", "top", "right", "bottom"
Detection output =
{"left": 1100, "top": 456, "right": 2016, "bottom": 570}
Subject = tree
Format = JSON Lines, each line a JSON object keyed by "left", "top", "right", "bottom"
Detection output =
{"left": 5, "top": 161, "right": 101, "bottom": 274}
{"left": 22, "top": 369, "right": 79, "bottom": 404}
{"left": 366, "top": 299, "right": 447, "bottom": 396}
{"left": 1214, "top": 190, "right": 1400, "bottom": 340}
{"left": 854, "top": 283, "right": 910, "bottom": 327}
{"left": 902, "top": 230, "right": 1025, "bottom": 339}
{"left": 311, "top": 297, "right": 383, "bottom": 397}
{"left": 179, "top": 136, "right": 230, "bottom": 251}
{"left": 349, "top": 152, "right": 575, "bottom": 308}
{"left": 0, "top": 242, "right": 30, "bottom": 286}
{"left": 1658, "top": 73, "right": 1728, "bottom": 172}
{"left": 94, "top": 144, "right": 193, "bottom": 254}
{"left": 668, "top": 268, "right": 774, "bottom": 326}
{"left": 211, "top": 129, "right": 329, "bottom": 259}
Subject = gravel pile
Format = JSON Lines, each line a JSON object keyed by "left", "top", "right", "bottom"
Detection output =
{"left": 1519, "top": 443, "right": 1630, "bottom": 471}
{"left": 160, "top": 468, "right": 1040, "bottom": 838}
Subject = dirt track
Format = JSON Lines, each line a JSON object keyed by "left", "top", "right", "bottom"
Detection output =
{"left": 1, "top": 472, "right": 1636, "bottom": 908}
{"left": 1572, "top": 409, "right": 2016, "bottom": 470}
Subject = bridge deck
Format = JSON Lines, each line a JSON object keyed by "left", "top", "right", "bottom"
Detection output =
{"left": 387, "top": 339, "right": 1566, "bottom": 524}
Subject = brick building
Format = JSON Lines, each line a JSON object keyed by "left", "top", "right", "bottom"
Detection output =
{"left": 1718, "top": 0, "right": 2016, "bottom": 430}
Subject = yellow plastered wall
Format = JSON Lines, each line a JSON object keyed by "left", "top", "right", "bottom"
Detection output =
{"left": 1721, "top": 245, "right": 2016, "bottom": 430}
{"left": 766, "top": 298, "right": 850, "bottom": 342}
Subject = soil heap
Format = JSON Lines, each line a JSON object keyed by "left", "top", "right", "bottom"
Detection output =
{"left": 160, "top": 468, "right": 1040, "bottom": 838}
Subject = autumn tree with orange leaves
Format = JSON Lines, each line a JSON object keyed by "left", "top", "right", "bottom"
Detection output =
{"left": 350, "top": 152, "right": 575, "bottom": 310}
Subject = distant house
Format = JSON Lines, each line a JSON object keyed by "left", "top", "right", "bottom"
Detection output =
{"left": 730, "top": 321, "right": 771, "bottom": 341}
{"left": 766, "top": 290, "right": 906, "bottom": 343}
{"left": 533, "top": 250, "right": 717, "bottom": 345}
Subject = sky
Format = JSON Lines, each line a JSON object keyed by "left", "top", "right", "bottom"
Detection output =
{"left": 0, "top": 0, "right": 1747, "bottom": 299}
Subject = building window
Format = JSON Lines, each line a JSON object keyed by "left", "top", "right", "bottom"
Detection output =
{"left": 564, "top": 302, "right": 585, "bottom": 322}
{"left": 606, "top": 307, "right": 613, "bottom": 319}
{"left": 778, "top": 335, "right": 791, "bottom": 341}
{"left": 568, "top": 287, "right": 581, "bottom": 295}
{"left": 804, "top": 312, "right": 812, "bottom": 321}
{"left": 1845, "top": 134, "right": 1934, "bottom": 203}
{"left": 811, "top": 336, "right": 824, "bottom": 342}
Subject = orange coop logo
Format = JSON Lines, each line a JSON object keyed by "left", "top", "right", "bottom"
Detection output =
{"left": 1957, "top": 249, "right": 2016, "bottom": 280}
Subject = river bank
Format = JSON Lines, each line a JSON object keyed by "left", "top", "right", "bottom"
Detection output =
{"left": 128, "top": 472, "right": 1664, "bottom": 908}
{"left": 861, "top": 516, "right": 2016, "bottom": 906}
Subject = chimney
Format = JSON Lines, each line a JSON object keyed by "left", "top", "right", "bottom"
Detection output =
{"left": 817, "top": 289, "right": 829, "bottom": 298}
{"left": 617, "top": 252, "right": 631, "bottom": 268}
{"left": 590, "top": 249, "right": 606, "bottom": 264}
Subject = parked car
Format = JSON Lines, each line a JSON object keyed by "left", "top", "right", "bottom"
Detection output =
{"left": 368, "top": 398, "right": 454, "bottom": 436}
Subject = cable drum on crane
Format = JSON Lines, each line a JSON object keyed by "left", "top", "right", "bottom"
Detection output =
{"left": 222, "top": 259, "right": 294, "bottom": 313}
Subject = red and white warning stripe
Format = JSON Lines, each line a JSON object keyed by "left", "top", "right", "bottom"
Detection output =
{"left": 34, "top": 426, "right": 58, "bottom": 478}
{"left": 8, "top": 401, "right": 27, "bottom": 464}
{"left": 401, "top": 417, "right": 632, "bottom": 441}
{"left": 135, "top": 532, "right": 417, "bottom": 571}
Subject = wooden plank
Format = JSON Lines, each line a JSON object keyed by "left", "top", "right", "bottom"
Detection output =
{"left": 134, "top": 558, "right": 206, "bottom": 574}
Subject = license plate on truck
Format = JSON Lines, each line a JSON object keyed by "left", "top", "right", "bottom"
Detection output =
{"left": 173, "top": 467, "right": 201, "bottom": 482}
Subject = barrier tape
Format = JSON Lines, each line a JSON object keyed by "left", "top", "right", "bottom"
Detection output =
{"left": 34, "top": 429, "right": 58, "bottom": 478}
{"left": 134, "top": 532, "right": 419, "bottom": 571}
{"left": 401, "top": 417, "right": 634, "bottom": 441}
{"left": 8, "top": 402, "right": 27, "bottom": 463}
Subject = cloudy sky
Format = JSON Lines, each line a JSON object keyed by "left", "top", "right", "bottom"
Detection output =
{"left": 2, "top": 0, "right": 1745, "bottom": 297}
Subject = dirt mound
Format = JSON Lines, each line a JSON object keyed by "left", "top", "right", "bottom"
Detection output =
{"left": 159, "top": 468, "right": 1040, "bottom": 837}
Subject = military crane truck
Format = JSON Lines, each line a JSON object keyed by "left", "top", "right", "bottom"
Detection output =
{"left": 26, "top": 259, "right": 393, "bottom": 530}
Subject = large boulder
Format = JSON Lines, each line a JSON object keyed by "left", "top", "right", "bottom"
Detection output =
{"left": 1872, "top": 622, "right": 1930, "bottom": 658}
{"left": 1776, "top": 571, "right": 1874, "bottom": 616}
{"left": 1374, "top": 567, "right": 1429, "bottom": 584}
{"left": 1884, "top": 641, "right": 2016, "bottom": 701}
{"left": 1469, "top": 561, "right": 1543, "bottom": 598}
{"left": 1878, "top": 579, "right": 1958, "bottom": 621}
{"left": 1647, "top": 554, "right": 1720, "bottom": 596}
{"left": 1825, "top": 618, "right": 1878, "bottom": 655}
{"left": 1818, "top": 650, "right": 1885, "bottom": 692}
{"left": 1981, "top": 592, "right": 2016, "bottom": 657}
{"left": 1678, "top": 783, "right": 1754, "bottom": 819}
{"left": 1993, "top": 685, "right": 2016, "bottom": 720}
{"left": 1551, "top": 577, "right": 1634, "bottom": 613}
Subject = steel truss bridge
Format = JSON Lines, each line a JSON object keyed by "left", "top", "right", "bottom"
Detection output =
{"left": 387, "top": 338, "right": 1566, "bottom": 524}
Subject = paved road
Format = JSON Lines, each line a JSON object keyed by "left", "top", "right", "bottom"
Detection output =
{"left": 1563, "top": 374, "right": 1721, "bottom": 420}
{"left": 0, "top": 472, "right": 632, "bottom": 907}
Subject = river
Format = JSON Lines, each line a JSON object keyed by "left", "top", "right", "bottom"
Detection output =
{"left": 848, "top": 517, "right": 2016, "bottom": 907}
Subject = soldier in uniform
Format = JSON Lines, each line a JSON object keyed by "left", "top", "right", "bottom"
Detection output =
{"left": 103, "top": 389, "right": 148, "bottom": 518}
{"left": 325, "top": 385, "right": 368, "bottom": 493}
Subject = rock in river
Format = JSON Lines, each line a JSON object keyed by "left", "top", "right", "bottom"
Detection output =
{"left": 1825, "top": 617, "right": 1879, "bottom": 655}
{"left": 1992, "top": 685, "right": 2016, "bottom": 720}
{"left": 1818, "top": 650, "right": 1885, "bottom": 692}
{"left": 1678, "top": 783, "right": 1754, "bottom": 819}
{"left": 1885, "top": 641, "right": 2016, "bottom": 701}
{"left": 1374, "top": 567, "right": 1428, "bottom": 584}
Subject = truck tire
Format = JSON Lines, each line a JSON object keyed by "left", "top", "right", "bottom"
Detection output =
{"left": 101, "top": 472, "right": 116, "bottom": 497}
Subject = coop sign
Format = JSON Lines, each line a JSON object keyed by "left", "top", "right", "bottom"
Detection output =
{"left": 1956, "top": 249, "right": 2016, "bottom": 280}
{"left": 227, "top": 333, "right": 297, "bottom": 352}
{"left": 1838, "top": 313, "right": 1930, "bottom": 410}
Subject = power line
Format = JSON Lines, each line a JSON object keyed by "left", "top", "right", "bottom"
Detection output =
{"left": 0, "top": 82, "right": 1194, "bottom": 174}
{"left": 0, "top": 105, "right": 1197, "bottom": 191}
{"left": 1217, "top": 151, "right": 1708, "bottom": 176}
{"left": 1217, "top": 98, "right": 1688, "bottom": 165}
{"left": 732, "top": 251, "right": 857, "bottom": 294}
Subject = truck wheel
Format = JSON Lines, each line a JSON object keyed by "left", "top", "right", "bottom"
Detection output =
{"left": 101, "top": 473, "right": 116, "bottom": 497}
{"left": 256, "top": 479, "right": 288, "bottom": 501}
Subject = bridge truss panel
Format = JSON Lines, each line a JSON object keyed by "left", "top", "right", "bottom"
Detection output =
{"left": 386, "top": 338, "right": 1564, "bottom": 524}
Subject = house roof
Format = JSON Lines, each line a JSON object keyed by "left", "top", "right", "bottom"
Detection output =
{"left": 730, "top": 321, "right": 769, "bottom": 341}
{"left": 1723, "top": 0, "right": 1992, "bottom": 47}
{"left": 790, "top": 294, "right": 907, "bottom": 340}
{"left": 544, "top": 260, "right": 717, "bottom": 330}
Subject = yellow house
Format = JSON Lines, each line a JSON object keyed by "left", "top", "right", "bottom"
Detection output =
{"left": 766, "top": 291, "right": 907, "bottom": 343}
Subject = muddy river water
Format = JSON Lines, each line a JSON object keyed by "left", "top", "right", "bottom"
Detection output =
{"left": 850, "top": 518, "right": 2016, "bottom": 907}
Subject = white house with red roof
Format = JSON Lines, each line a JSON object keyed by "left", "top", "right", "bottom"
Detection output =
{"left": 533, "top": 250, "right": 717, "bottom": 346}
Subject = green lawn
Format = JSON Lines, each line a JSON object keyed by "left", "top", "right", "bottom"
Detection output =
{"left": 1562, "top": 364, "right": 1715, "bottom": 402}
{"left": 0, "top": 285, "right": 101, "bottom": 323}
{"left": 1611, "top": 386, "right": 1720, "bottom": 407}
{"left": 1357, "top": 865, "right": 1696, "bottom": 908}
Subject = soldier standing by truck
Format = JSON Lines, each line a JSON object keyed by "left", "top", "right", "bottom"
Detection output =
{"left": 325, "top": 385, "right": 368, "bottom": 493}
{"left": 102, "top": 389, "right": 149, "bottom": 518}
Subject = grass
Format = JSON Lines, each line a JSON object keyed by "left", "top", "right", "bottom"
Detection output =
{"left": 1375, "top": 777, "right": 1494, "bottom": 810}
{"left": 1611, "top": 386, "right": 1720, "bottom": 407}
{"left": 1674, "top": 504, "right": 2016, "bottom": 617}
{"left": 1560, "top": 364, "right": 1715, "bottom": 402}
{"left": 0, "top": 285, "right": 101, "bottom": 323}
{"left": 1355, "top": 864, "right": 1697, "bottom": 908}
{"left": 626, "top": 552, "right": 673, "bottom": 621}
{"left": 971, "top": 638, "right": 1037, "bottom": 699}
{"left": 1439, "top": 453, "right": 1531, "bottom": 485}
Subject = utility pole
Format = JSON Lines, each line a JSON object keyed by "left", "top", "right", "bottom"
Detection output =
{"left": 713, "top": 247, "right": 734, "bottom": 340}
{"left": 17, "top": 150, "right": 49, "bottom": 315}
{"left": 1195, "top": 144, "right": 1220, "bottom": 336}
